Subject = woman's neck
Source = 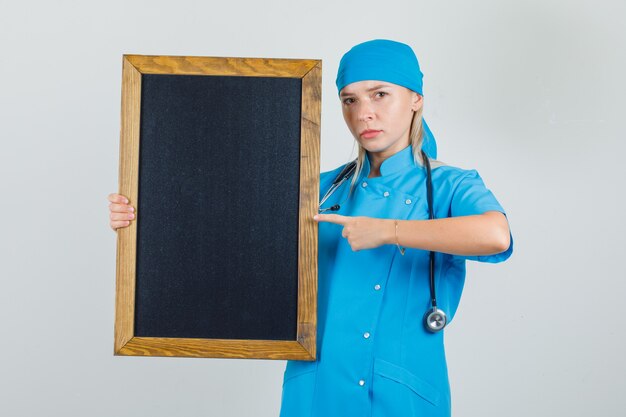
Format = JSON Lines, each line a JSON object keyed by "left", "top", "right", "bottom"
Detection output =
{"left": 365, "top": 136, "right": 412, "bottom": 178}
{"left": 366, "top": 151, "right": 390, "bottom": 178}
{"left": 366, "top": 144, "right": 408, "bottom": 178}
{"left": 367, "top": 165, "right": 381, "bottom": 178}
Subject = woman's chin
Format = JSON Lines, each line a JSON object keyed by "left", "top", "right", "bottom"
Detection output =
{"left": 356, "top": 139, "right": 383, "bottom": 152}
{"left": 360, "top": 142, "right": 389, "bottom": 155}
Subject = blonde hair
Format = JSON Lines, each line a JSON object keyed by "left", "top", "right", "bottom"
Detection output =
{"left": 347, "top": 101, "right": 445, "bottom": 194}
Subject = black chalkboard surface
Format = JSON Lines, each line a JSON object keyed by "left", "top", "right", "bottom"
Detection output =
{"left": 114, "top": 55, "right": 321, "bottom": 360}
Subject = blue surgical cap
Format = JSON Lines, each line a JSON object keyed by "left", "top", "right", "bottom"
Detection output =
{"left": 335, "top": 39, "right": 437, "bottom": 159}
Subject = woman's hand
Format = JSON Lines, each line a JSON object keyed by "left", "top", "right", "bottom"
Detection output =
{"left": 314, "top": 213, "right": 393, "bottom": 251}
{"left": 108, "top": 193, "right": 136, "bottom": 231}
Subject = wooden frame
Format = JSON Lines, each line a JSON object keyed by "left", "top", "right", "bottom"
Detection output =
{"left": 114, "top": 54, "right": 321, "bottom": 360}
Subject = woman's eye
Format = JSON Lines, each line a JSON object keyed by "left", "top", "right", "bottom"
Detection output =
{"left": 343, "top": 98, "right": 355, "bottom": 105}
{"left": 375, "top": 91, "right": 387, "bottom": 98}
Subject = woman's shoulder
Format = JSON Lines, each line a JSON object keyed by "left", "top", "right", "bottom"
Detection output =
{"left": 320, "top": 161, "right": 353, "bottom": 191}
{"left": 320, "top": 163, "right": 351, "bottom": 179}
{"left": 429, "top": 161, "right": 504, "bottom": 216}
{"left": 430, "top": 160, "right": 483, "bottom": 184}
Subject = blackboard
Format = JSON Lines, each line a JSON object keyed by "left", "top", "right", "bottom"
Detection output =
{"left": 114, "top": 55, "right": 321, "bottom": 360}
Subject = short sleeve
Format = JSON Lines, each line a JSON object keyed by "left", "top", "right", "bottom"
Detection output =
{"left": 450, "top": 169, "right": 514, "bottom": 263}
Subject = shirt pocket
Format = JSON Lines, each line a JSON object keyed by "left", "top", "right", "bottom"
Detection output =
{"left": 372, "top": 357, "right": 441, "bottom": 416}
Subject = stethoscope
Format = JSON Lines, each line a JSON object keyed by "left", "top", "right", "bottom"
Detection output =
{"left": 318, "top": 149, "right": 447, "bottom": 333}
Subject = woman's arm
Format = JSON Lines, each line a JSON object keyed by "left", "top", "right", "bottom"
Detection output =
{"left": 391, "top": 211, "right": 510, "bottom": 256}
{"left": 314, "top": 211, "right": 511, "bottom": 256}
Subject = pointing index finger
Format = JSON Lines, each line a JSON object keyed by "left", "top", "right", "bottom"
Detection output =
{"left": 314, "top": 213, "right": 348, "bottom": 225}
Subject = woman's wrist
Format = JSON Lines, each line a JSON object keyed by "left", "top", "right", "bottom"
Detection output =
{"left": 394, "top": 219, "right": 406, "bottom": 255}
{"left": 383, "top": 219, "right": 398, "bottom": 246}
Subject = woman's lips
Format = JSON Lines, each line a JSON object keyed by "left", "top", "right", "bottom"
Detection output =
{"left": 361, "top": 130, "right": 382, "bottom": 139}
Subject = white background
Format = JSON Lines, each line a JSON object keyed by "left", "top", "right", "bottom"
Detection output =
{"left": 1, "top": 0, "right": 624, "bottom": 416}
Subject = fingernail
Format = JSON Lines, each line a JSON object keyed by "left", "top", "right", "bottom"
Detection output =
{"left": 129, "top": 207, "right": 134, "bottom": 212}
{"left": 313, "top": 215, "right": 319, "bottom": 220}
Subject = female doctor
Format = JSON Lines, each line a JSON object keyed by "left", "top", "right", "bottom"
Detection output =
{"left": 107, "top": 39, "right": 513, "bottom": 417}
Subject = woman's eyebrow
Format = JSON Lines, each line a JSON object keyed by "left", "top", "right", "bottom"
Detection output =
{"left": 340, "top": 84, "right": 389, "bottom": 97}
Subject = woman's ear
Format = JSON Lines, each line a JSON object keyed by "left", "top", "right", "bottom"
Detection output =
{"left": 411, "top": 92, "right": 423, "bottom": 111}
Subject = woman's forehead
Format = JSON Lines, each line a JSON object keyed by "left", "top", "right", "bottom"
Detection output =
{"left": 339, "top": 80, "right": 400, "bottom": 96}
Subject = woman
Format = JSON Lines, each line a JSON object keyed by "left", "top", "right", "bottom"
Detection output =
{"left": 108, "top": 39, "right": 513, "bottom": 417}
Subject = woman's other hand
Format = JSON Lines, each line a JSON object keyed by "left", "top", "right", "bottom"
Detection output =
{"left": 108, "top": 193, "right": 136, "bottom": 231}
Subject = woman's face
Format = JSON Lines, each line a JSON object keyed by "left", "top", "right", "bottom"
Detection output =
{"left": 340, "top": 80, "right": 422, "bottom": 157}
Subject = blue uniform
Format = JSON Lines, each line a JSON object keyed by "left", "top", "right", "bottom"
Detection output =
{"left": 279, "top": 145, "right": 514, "bottom": 417}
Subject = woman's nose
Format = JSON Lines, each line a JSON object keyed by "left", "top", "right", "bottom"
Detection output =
{"left": 357, "top": 103, "right": 374, "bottom": 121}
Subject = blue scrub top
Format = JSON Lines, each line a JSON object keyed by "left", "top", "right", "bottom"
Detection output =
{"left": 279, "top": 145, "right": 514, "bottom": 417}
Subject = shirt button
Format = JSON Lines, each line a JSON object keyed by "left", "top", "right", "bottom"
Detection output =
{"left": 405, "top": 198, "right": 412, "bottom": 205}
{"left": 363, "top": 332, "right": 371, "bottom": 339}
{"left": 362, "top": 181, "right": 368, "bottom": 188}
{"left": 374, "top": 284, "right": 381, "bottom": 291}
{"left": 358, "top": 379, "right": 365, "bottom": 386}
{"left": 383, "top": 191, "right": 390, "bottom": 197}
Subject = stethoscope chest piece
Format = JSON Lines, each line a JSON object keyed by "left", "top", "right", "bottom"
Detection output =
{"left": 424, "top": 307, "right": 447, "bottom": 333}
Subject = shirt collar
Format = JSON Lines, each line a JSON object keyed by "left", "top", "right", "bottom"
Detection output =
{"left": 361, "top": 145, "right": 417, "bottom": 179}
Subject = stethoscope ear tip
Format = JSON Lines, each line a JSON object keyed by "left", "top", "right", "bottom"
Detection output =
{"left": 318, "top": 204, "right": 342, "bottom": 214}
